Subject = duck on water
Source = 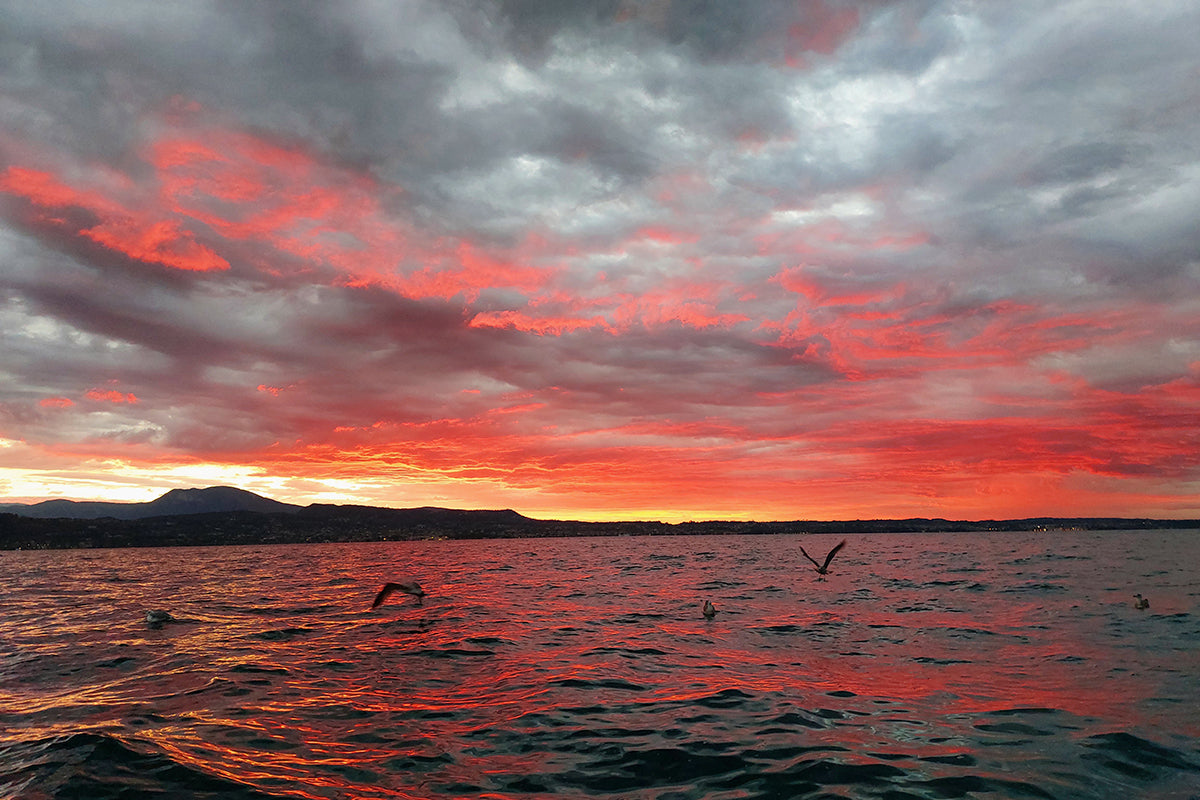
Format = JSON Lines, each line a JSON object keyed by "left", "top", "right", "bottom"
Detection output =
{"left": 145, "top": 610, "right": 175, "bottom": 627}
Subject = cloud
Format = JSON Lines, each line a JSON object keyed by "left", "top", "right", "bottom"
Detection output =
{"left": 0, "top": 0, "right": 1198, "bottom": 520}
{"left": 85, "top": 388, "right": 138, "bottom": 404}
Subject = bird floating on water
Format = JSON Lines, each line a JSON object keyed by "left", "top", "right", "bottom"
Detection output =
{"left": 372, "top": 580, "right": 426, "bottom": 609}
{"left": 799, "top": 539, "right": 846, "bottom": 579}
{"left": 1133, "top": 593, "right": 1149, "bottom": 610}
{"left": 145, "top": 610, "right": 175, "bottom": 625}
{"left": 702, "top": 600, "right": 717, "bottom": 619}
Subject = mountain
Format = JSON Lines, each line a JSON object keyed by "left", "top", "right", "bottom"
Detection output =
{"left": 0, "top": 486, "right": 302, "bottom": 520}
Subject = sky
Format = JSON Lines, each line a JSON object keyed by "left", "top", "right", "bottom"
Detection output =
{"left": 1, "top": 1, "right": 1198, "bottom": 522}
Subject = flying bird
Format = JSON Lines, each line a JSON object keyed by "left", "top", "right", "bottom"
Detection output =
{"left": 1133, "top": 593, "right": 1149, "bottom": 610}
{"left": 799, "top": 539, "right": 846, "bottom": 578}
{"left": 702, "top": 600, "right": 717, "bottom": 619}
{"left": 372, "top": 580, "right": 426, "bottom": 609}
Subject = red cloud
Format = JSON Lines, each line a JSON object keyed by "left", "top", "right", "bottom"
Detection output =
{"left": 85, "top": 218, "right": 230, "bottom": 273}
{"left": 613, "top": 293, "right": 750, "bottom": 329}
{"left": 39, "top": 397, "right": 75, "bottom": 408}
{"left": 149, "top": 127, "right": 565, "bottom": 301}
{"left": 85, "top": 389, "right": 139, "bottom": 404}
{"left": 151, "top": 132, "right": 398, "bottom": 276}
{"left": 0, "top": 166, "right": 229, "bottom": 272}
{"left": 397, "top": 240, "right": 555, "bottom": 300}
{"left": 469, "top": 310, "right": 611, "bottom": 335}
{"left": 775, "top": 266, "right": 899, "bottom": 307}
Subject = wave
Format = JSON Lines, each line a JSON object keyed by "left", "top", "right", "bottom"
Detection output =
{"left": 1081, "top": 731, "right": 1199, "bottom": 779}
{"left": 247, "top": 626, "right": 313, "bottom": 641}
{"left": 5, "top": 533, "right": 1198, "bottom": 800}
{"left": 998, "top": 581, "right": 1069, "bottom": 594}
{"left": 408, "top": 647, "right": 497, "bottom": 658}
{"left": 0, "top": 732, "right": 285, "bottom": 799}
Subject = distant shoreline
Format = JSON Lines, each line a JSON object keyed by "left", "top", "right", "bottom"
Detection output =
{"left": 2, "top": 506, "right": 1197, "bottom": 551}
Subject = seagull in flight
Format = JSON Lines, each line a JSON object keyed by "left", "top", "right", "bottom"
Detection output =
{"left": 372, "top": 580, "right": 426, "bottom": 609}
{"left": 799, "top": 539, "right": 846, "bottom": 578}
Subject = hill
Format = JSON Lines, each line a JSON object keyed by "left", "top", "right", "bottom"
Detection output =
{"left": 0, "top": 486, "right": 302, "bottom": 520}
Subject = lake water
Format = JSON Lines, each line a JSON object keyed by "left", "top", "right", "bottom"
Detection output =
{"left": 2, "top": 531, "right": 1198, "bottom": 799}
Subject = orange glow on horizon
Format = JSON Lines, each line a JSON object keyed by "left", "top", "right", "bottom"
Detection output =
{"left": 5, "top": 419, "right": 1198, "bottom": 522}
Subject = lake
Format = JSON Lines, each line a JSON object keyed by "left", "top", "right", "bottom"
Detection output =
{"left": 2, "top": 531, "right": 1198, "bottom": 799}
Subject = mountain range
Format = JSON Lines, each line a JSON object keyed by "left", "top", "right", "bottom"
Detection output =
{"left": 0, "top": 486, "right": 302, "bottom": 520}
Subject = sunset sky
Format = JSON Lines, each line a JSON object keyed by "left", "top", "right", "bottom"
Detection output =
{"left": 1, "top": 1, "right": 1198, "bottom": 522}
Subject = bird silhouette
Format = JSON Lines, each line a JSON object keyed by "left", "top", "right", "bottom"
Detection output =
{"left": 799, "top": 539, "right": 846, "bottom": 578}
{"left": 702, "top": 600, "right": 717, "bottom": 619}
{"left": 1133, "top": 593, "right": 1149, "bottom": 610}
{"left": 372, "top": 580, "right": 426, "bottom": 609}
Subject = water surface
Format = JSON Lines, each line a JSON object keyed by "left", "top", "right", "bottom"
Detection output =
{"left": 2, "top": 531, "right": 1198, "bottom": 799}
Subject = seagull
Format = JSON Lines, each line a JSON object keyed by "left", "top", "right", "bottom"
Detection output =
{"left": 145, "top": 610, "right": 174, "bottom": 625}
{"left": 799, "top": 539, "right": 846, "bottom": 579}
{"left": 1133, "top": 593, "right": 1149, "bottom": 610}
{"left": 702, "top": 600, "right": 717, "bottom": 619}
{"left": 372, "top": 580, "right": 426, "bottom": 609}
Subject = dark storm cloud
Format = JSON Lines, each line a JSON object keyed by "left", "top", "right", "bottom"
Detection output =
{"left": 491, "top": 0, "right": 624, "bottom": 61}
{"left": 487, "top": 0, "right": 863, "bottom": 64}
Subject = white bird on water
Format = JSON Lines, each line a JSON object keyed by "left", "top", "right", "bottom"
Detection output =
{"left": 372, "top": 580, "right": 426, "bottom": 609}
{"left": 1134, "top": 593, "right": 1150, "bottom": 610}
{"left": 145, "top": 610, "right": 174, "bottom": 625}
{"left": 702, "top": 600, "right": 717, "bottom": 619}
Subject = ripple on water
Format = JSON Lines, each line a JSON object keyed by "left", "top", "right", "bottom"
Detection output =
{"left": 0, "top": 733, "right": 278, "bottom": 800}
{"left": 2, "top": 532, "right": 1198, "bottom": 800}
{"left": 998, "top": 582, "right": 1069, "bottom": 595}
{"left": 248, "top": 626, "right": 313, "bottom": 641}
{"left": 410, "top": 646, "right": 497, "bottom": 658}
{"left": 1081, "top": 731, "right": 1200, "bottom": 781}
{"left": 551, "top": 677, "right": 647, "bottom": 692}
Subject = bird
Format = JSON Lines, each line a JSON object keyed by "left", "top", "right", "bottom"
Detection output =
{"left": 799, "top": 539, "right": 846, "bottom": 578}
{"left": 372, "top": 580, "right": 426, "bottom": 609}
{"left": 145, "top": 610, "right": 174, "bottom": 625}
{"left": 702, "top": 600, "right": 717, "bottom": 619}
{"left": 1133, "top": 593, "right": 1149, "bottom": 610}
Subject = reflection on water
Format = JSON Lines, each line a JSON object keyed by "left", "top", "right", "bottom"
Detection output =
{"left": 1, "top": 531, "right": 1198, "bottom": 799}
